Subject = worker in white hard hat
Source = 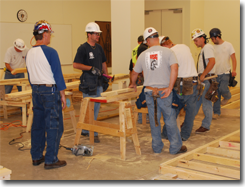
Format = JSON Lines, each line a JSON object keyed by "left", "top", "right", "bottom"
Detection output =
{"left": 129, "top": 27, "right": 187, "bottom": 155}
{"left": 191, "top": 28, "right": 216, "bottom": 133}
{"left": 4, "top": 38, "right": 29, "bottom": 94}
{"left": 159, "top": 36, "right": 198, "bottom": 141}
{"left": 73, "top": 22, "right": 108, "bottom": 143}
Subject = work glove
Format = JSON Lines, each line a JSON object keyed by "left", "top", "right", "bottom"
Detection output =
{"left": 90, "top": 66, "right": 102, "bottom": 76}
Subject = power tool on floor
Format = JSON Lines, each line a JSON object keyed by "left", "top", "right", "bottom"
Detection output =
{"left": 60, "top": 144, "right": 94, "bottom": 156}
{"left": 71, "top": 145, "right": 94, "bottom": 156}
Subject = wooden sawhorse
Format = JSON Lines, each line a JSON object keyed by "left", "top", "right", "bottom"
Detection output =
{"left": 26, "top": 91, "right": 77, "bottom": 133}
{"left": 74, "top": 86, "right": 143, "bottom": 160}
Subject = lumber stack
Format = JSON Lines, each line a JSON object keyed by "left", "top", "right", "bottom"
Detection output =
{"left": 155, "top": 130, "right": 240, "bottom": 180}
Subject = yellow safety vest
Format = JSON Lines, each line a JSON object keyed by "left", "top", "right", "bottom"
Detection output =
{"left": 132, "top": 44, "right": 140, "bottom": 65}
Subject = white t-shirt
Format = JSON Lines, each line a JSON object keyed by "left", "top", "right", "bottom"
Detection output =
{"left": 171, "top": 44, "right": 198, "bottom": 78}
{"left": 213, "top": 41, "right": 235, "bottom": 75}
{"left": 197, "top": 43, "right": 216, "bottom": 74}
{"left": 134, "top": 45, "right": 178, "bottom": 88}
{"left": 4, "top": 46, "right": 29, "bottom": 69}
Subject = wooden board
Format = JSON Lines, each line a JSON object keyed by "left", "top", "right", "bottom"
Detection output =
{"left": 0, "top": 166, "right": 12, "bottom": 180}
{"left": 159, "top": 130, "right": 240, "bottom": 180}
{"left": 11, "top": 68, "right": 27, "bottom": 74}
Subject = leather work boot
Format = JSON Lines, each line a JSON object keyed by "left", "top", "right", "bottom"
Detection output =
{"left": 176, "top": 145, "right": 187, "bottom": 154}
{"left": 195, "top": 126, "right": 209, "bottom": 134}
{"left": 32, "top": 156, "right": 45, "bottom": 166}
{"left": 44, "top": 160, "right": 67, "bottom": 169}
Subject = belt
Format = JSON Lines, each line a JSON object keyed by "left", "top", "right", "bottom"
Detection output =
{"left": 145, "top": 86, "right": 167, "bottom": 92}
{"left": 193, "top": 82, "right": 198, "bottom": 85}
{"left": 33, "top": 84, "right": 56, "bottom": 87}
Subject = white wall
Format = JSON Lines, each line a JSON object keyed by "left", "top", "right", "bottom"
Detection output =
{"left": 0, "top": 0, "right": 111, "bottom": 75}
{"left": 145, "top": 0, "right": 240, "bottom": 86}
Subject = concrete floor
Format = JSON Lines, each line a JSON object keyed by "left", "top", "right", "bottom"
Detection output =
{"left": 0, "top": 101, "right": 240, "bottom": 180}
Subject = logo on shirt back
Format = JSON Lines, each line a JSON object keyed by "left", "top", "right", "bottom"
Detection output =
{"left": 150, "top": 53, "right": 158, "bottom": 70}
{"left": 89, "top": 52, "right": 94, "bottom": 59}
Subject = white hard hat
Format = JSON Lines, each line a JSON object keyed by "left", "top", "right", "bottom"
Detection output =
{"left": 191, "top": 28, "right": 205, "bottom": 40}
{"left": 143, "top": 27, "right": 158, "bottom": 44}
{"left": 85, "top": 22, "right": 102, "bottom": 33}
{"left": 159, "top": 36, "right": 165, "bottom": 45}
{"left": 13, "top": 39, "right": 26, "bottom": 51}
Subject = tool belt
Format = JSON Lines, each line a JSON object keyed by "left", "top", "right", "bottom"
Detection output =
{"left": 79, "top": 72, "right": 101, "bottom": 95}
{"left": 173, "top": 77, "right": 198, "bottom": 96}
{"left": 204, "top": 79, "right": 219, "bottom": 102}
{"left": 145, "top": 86, "right": 167, "bottom": 127}
{"left": 145, "top": 86, "right": 167, "bottom": 95}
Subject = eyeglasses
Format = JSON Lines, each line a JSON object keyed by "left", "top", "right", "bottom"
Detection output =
{"left": 92, "top": 32, "right": 100, "bottom": 36}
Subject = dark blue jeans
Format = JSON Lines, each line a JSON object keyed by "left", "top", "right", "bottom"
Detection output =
{"left": 31, "top": 85, "right": 63, "bottom": 164}
{"left": 162, "top": 85, "right": 198, "bottom": 140}
{"left": 4, "top": 71, "right": 24, "bottom": 94}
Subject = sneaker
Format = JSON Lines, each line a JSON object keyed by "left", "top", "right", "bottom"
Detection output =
{"left": 221, "top": 99, "right": 229, "bottom": 105}
{"left": 195, "top": 126, "right": 209, "bottom": 134}
{"left": 44, "top": 160, "right": 66, "bottom": 169}
{"left": 94, "top": 136, "right": 100, "bottom": 143}
{"left": 212, "top": 114, "right": 220, "bottom": 120}
{"left": 176, "top": 145, "right": 187, "bottom": 154}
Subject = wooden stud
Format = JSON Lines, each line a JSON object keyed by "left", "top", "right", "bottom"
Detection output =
{"left": 193, "top": 153, "right": 240, "bottom": 168}
{"left": 74, "top": 98, "right": 90, "bottom": 145}
{"left": 129, "top": 103, "right": 141, "bottom": 156}
{"left": 11, "top": 68, "right": 27, "bottom": 74}
{"left": 219, "top": 141, "right": 240, "bottom": 150}
{"left": 159, "top": 130, "right": 240, "bottom": 168}
{"left": 206, "top": 147, "right": 240, "bottom": 159}
{"left": 229, "top": 136, "right": 240, "bottom": 143}
{"left": 177, "top": 159, "right": 240, "bottom": 179}
{"left": 220, "top": 108, "right": 240, "bottom": 117}
{"left": 26, "top": 101, "right": 33, "bottom": 132}
{"left": 229, "top": 87, "right": 240, "bottom": 95}
{"left": 160, "top": 165, "right": 234, "bottom": 180}
{"left": 119, "top": 102, "right": 126, "bottom": 160}
{"left": 222, "top": 100, "right": 240, "bottom": 109}
{"left": 89, "top": 101, "right": 95, "bottom": 144}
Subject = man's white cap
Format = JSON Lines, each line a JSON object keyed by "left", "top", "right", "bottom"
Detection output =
{"left": 159, "top": 36, "right": 165, "bottom": 45}
{"left": 13, "top": 39, "right": 26, "bottom": 51}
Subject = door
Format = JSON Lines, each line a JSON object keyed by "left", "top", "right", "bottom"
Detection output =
{"left": 95, "top": 21, "right": 112, "bottom": 67}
